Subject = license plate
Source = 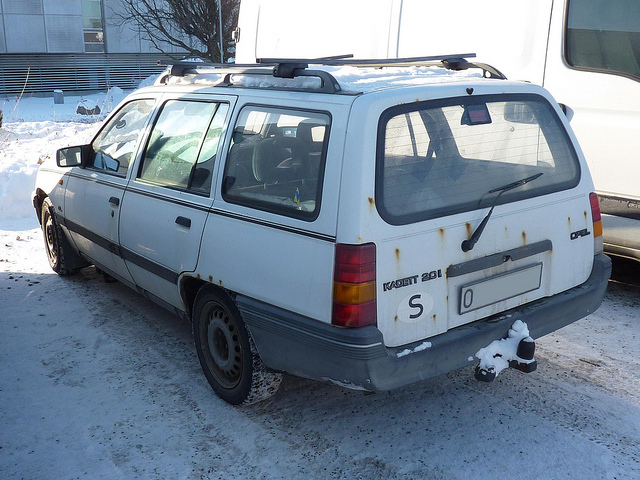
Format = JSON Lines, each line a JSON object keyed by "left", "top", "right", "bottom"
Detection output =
{"left": 459, "top": 263, "right": 542, "bottom": 314}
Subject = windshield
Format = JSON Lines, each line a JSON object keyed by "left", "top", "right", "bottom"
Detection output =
{"left": 376, "top": 94, "right": 581, "bottom": 225}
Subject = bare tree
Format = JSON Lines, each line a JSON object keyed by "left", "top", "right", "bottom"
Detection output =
{"left": 114, "top": 0, "right": 240, "bottom": 62}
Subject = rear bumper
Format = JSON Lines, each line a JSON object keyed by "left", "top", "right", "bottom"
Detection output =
{"left": 602, "top": 214, "right": 640, "bottom": 261}
{"left": 239, "top": 253, "right": 611, "bottom": 392}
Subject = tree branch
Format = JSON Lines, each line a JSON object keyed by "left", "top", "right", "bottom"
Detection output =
{"left": 110, "top": 0, "right": 239, "bottom": 62}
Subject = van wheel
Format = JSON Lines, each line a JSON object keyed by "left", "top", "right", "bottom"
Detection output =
{"left": 192, "top": 288, "right": 282, "bottom": 405}
{"left": 40, "top": 197, "right": 79, "bottom": 275}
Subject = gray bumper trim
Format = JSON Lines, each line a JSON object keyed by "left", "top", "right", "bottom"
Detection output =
{"left": 602, "top": 214, "right": 640, "bottom": 261}
{"left": 238, "top": 253, "right": 611, "bottom": 392}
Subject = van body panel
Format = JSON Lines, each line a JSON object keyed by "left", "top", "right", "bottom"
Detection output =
{"left": 543, "top": 0, "right": 640, "bottom": 205}
{"left": 236, "top": 0, "right": 401, "bottom": 61}
{"left": 396, "top": 0, "right": 553, "bottom": 85}
{"left": 236, "top": 0, "right": 640, "bottom": 260}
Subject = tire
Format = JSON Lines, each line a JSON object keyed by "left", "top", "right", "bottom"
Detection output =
{"left": 192, "top": 287, "right": 282, "bottom": 405}
{"left": 40, "top": 197, "right": 82, "bottom": 275}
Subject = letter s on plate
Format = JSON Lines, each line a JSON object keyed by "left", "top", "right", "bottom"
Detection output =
{"left": 396, "top": 292, "right": 434, "bottom": 324}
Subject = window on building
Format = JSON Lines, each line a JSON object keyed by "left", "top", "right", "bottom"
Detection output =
{"left": 82, "top": 0, "right": 105, "bottom": 52}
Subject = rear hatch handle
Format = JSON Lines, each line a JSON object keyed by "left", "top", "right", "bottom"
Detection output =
{"left": 462, "top": 172, "right": 543, "bottom": 252}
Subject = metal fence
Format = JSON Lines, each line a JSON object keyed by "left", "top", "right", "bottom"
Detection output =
{"left": 0, "top": 53, "right": 175, "bottom": 96}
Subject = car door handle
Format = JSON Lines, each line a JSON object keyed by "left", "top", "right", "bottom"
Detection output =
{"left": 176, "top": 216, "right": 191, "bottom": 228}
{"left": 109, "top": 196, "right": 120, "bottom": 206}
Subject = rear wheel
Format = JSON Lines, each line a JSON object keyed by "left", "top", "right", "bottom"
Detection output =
{"left": 40, "top": 197, "right": 80, "bottom": 275}
{"left": 192, "top": 287, "right": 282, "bottom": 405}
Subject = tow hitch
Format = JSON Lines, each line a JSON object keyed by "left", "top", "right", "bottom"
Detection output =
{"left": 474, "top": 320, "right": 537, "bottom": 382}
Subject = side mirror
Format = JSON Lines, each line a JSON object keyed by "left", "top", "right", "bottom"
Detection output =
{"left": 56, "top": 145, "right": 91, "bottom": 167}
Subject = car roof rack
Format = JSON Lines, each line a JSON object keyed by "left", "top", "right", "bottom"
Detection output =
{"left": 157, "top": 54, "right": 506, "bottom": 95}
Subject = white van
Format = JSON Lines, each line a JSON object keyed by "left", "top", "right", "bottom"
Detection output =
{"left": 33, "top": 58, "right": 610, "bottom": 404}
{"left": 235, "top": 0, "right": 640, "bottom": 261}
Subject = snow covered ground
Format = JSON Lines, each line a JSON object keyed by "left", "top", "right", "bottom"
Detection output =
{"left": 1, "top": 89, "right": 640, "bottom": 479}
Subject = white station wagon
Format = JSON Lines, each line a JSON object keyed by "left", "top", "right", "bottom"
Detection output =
{"left": 33, "top": 56, "right": 611, "bottom": 405}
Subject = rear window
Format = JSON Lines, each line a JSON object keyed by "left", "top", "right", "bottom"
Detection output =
{"left": 376, "top": 94, "right": 581, "bottom": 225}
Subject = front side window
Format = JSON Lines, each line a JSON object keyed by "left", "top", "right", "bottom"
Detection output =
{"left": 566, "top": 0, "right": 640, "bottom": 79}
{"left": 377, "top": 94, "right": 581, "bottom": 225}
{"left": 138, "top": 100, "right": 228, "bottom": 195}
{"left": 91, "top": 98, "right": 155, "bottom": 175}
{"left": 222, "top": 106, "right": 330, "bottom": 220}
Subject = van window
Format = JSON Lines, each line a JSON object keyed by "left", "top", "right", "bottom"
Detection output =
{"left": 138, "top": 100, "right": 227, "bottom": 195}
{"left": 566, "top": 0, "right": 640, "bottom": 78}
{"left": 222, "top": 106, "right": 330, "bottom": 221}
{"left": 376, "top": 94, "right": 581, "bottom": 225}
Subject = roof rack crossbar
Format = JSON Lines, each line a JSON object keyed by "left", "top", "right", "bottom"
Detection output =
{"left": 156, "top": 53, "right": 506, "bottom": 93}
{"left": 257, "top": 54, "right": 506, "bottom": 79}
{"left": 257, "top": 53, "right": 476, "bottom": 66}
{"left": 158, "top": 60, "right": 343, "bottom": 93}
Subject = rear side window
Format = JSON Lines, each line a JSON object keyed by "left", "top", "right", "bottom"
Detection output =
{"left": 566, "top": 0, "right": 640, "bottom": 79}
{"left": 376, "top": 94, "right": 581, "bottom": 225}
{"left": 222, "top": 105, "right": 330, "bottom": 221}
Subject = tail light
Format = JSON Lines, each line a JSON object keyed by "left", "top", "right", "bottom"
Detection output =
{"left": 590, "top": 192, "right": 603, "bottom": 254}
{"left": 332, "top": 243, "right": 377, "bottom": 327}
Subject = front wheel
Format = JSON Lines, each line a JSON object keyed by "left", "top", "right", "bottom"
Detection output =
{"left": 192, "top": 288, "right": 282, "bottom": 405}
{"left": 40, "top": 197, "right": 81, "bottom": 275}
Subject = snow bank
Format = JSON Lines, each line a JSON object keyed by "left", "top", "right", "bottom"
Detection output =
{"left": 137, "top": 74, "right": 162, "bottom": 89}
{"left": 0, "top": 88, "right": 128, "bottom": 124}
{"left": 0, "top": 121, "right": 100, "bottom": 219}
{"left": 0, "top": 86, "right": 137, "bottom": 221}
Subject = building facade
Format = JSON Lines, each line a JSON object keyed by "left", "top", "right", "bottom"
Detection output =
{"left": 0, "top": 0, "right": 192, "bottom": 94}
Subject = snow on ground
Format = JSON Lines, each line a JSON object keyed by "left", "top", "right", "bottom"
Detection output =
{"left": 0, "top": 88, "right": 130, "bottom": 219}
{"left": 1, "top": 87, "right": 640, "bottom": 479}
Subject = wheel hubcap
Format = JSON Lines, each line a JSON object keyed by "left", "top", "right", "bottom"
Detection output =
{"left": 44, "top": 213, "right": 57, "bottom": 264}
{"left": 205, "top": 304, "right": 242, "bottom": 388}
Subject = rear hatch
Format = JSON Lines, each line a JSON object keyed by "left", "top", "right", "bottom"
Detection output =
{"left": 372, "top": 92, "right": 595, "bottom": 347}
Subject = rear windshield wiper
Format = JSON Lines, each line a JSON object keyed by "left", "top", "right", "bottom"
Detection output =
{"left": 461, "top": 172, "right": 543, "bottom": 252}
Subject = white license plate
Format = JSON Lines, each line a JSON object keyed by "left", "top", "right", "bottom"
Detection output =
{"left": 459, "top": 263, "right": 542, "bottom": 314}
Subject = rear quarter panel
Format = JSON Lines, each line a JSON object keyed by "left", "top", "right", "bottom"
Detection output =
{"left": 195, "top": 92, "right": 354, "bottom": 323}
